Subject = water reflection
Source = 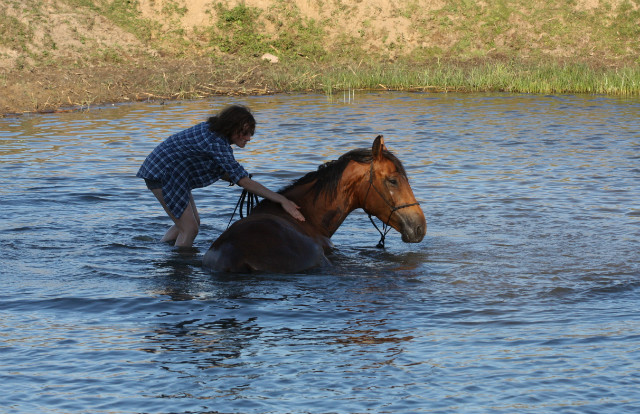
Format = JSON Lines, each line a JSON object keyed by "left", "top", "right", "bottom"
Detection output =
{"left": 144, "top": 316, "right": 259, "bottom": 370}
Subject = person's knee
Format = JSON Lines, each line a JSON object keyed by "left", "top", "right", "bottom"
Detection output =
{"left": 180, "top": 220, "right": 199, "bottom": 239}
{"left": 189, "top": 223, "right": 200, "bottom": 239}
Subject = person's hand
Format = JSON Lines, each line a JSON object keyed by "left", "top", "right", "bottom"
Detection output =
{"left": 236, "top": 176, "right": 305, "bottom": 222}
{"left": 281, "top": 199, "right": 305, "bottom": 222}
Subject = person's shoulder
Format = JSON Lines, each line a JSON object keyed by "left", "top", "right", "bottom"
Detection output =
{"left": 169, "top": 122, "right": 213, "bottom": 142}
{"left": 166, "top": 122, "right": 201, "bottom": 138}
{"left": 188, "top": 122, "right": 211, "bottom": 136}
{"left": 206, "top": 127, "right": 231, "bottom": 147}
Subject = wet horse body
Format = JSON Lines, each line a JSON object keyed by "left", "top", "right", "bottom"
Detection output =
{"left": 203, "top": 136, "right": 426, "bottom": 273}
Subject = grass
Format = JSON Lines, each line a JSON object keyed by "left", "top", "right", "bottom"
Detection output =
{"left": 0, "top": 10, "right": 33, "bottom": 51}
{"left": 61, "top": 0, "right": 159, "bottom": 42}
{"left": 267, "top": 60, "right": 640, "bottom": 96}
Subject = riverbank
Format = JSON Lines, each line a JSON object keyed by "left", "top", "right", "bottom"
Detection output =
{"left": 2, "top": 0, "right": 639, "bottom": 116}
{"left": 4, "top": 57, "right": 639, "bottom": 116}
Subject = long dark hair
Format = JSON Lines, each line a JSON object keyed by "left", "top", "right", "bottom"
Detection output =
{"left": 208, "top": 105, "right": 256, "bottom": 141}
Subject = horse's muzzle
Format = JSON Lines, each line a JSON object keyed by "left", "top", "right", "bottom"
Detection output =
{"left": 399, "top": 212, "right": 427, "bottom": 243}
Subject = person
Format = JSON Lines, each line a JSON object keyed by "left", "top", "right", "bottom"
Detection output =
{"left": 136, "top": 104, "right": 305, "bottom": 248}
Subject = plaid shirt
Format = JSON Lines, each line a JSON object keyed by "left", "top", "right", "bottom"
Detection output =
{"left": 137, "top": 122, "right": 248, "bottom": 218}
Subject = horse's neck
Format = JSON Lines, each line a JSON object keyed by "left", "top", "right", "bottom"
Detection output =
{"left": 287, "top": 161, "right": 368, "bottom": 238}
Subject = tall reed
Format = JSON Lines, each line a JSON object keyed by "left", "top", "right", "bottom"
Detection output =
{"left": 269, "top": 60, "right": 640, "bottom": 96}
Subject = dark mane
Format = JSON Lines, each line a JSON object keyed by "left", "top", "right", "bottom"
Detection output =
{"left": 278, "top": 148, "right": 407, "bottom": 200}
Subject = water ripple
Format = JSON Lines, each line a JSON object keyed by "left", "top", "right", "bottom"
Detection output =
{"left": 1, "top": 92, "right": 639, "bottom": 413}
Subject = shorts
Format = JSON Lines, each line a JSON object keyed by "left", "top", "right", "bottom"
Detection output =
{"left": 144, "top": 178, "right": 163, "bottom": 190}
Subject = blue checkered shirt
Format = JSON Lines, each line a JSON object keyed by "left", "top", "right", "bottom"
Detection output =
{"left": 137, "top": 122, "right": 248, "bottom": 218}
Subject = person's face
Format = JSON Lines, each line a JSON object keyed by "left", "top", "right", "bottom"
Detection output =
{"left": 230, "top": 124, "right": 252, "bottom": 148}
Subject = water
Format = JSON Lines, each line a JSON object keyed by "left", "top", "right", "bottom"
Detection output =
{"left": 1, "top": 92, "right": 639, "bottom": 414}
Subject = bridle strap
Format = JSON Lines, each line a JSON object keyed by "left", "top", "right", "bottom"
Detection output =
{"left": 364, "top": 163, "right": 420, "bottom": 248}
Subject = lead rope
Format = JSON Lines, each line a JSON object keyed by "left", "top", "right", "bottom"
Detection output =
{"left": 225, "top": 175, "right": 260, "bottom": 230}
{"left": 368, "top": 213, "right": 393, "bottom": 248}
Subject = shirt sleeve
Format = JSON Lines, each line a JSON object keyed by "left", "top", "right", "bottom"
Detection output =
{"left": 210, "top": 138, "right": 249, "bottom": 184}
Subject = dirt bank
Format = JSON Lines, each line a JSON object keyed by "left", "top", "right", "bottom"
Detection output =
{"left": 1, "top": 57, "right": 276, "bottom": 115}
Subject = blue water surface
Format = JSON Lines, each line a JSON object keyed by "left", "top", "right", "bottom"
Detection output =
{"left": 1, "top": 92, "right": 639, "bottom": 414}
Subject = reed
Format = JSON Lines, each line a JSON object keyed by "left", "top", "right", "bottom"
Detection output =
{"left": 268, "top": 60, "right": 640, "bottom": 96}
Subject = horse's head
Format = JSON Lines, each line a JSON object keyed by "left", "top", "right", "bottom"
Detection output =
{"left": 362, "top": 135, "right": 426, "bottom": 243}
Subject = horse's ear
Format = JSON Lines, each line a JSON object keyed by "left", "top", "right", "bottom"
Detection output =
{"left": 372, "top": 135, "right": 386, "bottom": 161}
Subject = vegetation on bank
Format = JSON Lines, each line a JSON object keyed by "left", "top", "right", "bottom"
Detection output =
{"left": 268, "top": 60, "right": 640, "bottom": 96}
{"left": 1, "top": 0, "right": 639, "bottom": 114}
{"left": 195, "top": 0, "right": 640, "bottom": 96}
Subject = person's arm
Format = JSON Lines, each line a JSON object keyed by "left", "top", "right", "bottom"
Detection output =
{"left": 237, "top": 176, "right": 305, "bottom": 222}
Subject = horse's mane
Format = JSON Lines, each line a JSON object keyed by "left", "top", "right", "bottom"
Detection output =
{"left": 278, "top": 147, "right": 407, "bottom": 200}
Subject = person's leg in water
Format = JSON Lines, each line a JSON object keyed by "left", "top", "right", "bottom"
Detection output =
{"left": 151, "top": 189, "right": 200, "bottom": 247}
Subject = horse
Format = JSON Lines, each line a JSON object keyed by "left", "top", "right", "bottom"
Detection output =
{"left": 203, "top": 135, "right": 426, "bottom": 273}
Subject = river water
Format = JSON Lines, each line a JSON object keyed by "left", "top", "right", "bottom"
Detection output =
{"left": 1, "top": 92, "right": 639, "bottom": 413}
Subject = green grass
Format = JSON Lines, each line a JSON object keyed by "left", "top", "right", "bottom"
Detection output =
{"left": 268, "top": 60, "right": 640, "bottom": 96}
{"left": 61, "top": 0, "right": 160, "bottom": 44}
{"left": 209, "top": 3, "right": 266, "bottom": 54}
{"left": 204, "top": 2, "right": 327, "bottom": 59}
{"left": 0, "top": 11, "right": 33, "bottom": 51}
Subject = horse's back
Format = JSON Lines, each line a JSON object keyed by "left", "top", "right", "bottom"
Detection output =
{"left": 203, "top": 214, "right": 327, "bottom": 273}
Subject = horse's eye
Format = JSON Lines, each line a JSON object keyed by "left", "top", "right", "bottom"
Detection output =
{"left": 387, "top": 178, "right": 398, "bottom": 186}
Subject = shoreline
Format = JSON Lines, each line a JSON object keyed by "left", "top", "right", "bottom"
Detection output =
{"left": 2, "top": 58, "right": 639, "bottom": 118}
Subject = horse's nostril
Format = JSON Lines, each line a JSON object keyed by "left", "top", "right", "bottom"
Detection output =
{"left": 416, "top": 225, "right": 424, "bottom": 236}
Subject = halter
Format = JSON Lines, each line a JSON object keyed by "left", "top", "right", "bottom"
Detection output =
{"left": 363, "top": 163, "right": 420, "bottom": 248}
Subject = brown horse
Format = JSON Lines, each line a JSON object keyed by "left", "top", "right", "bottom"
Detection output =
{"left": 203, "top": 135, "right": 426, "bottom": 273}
